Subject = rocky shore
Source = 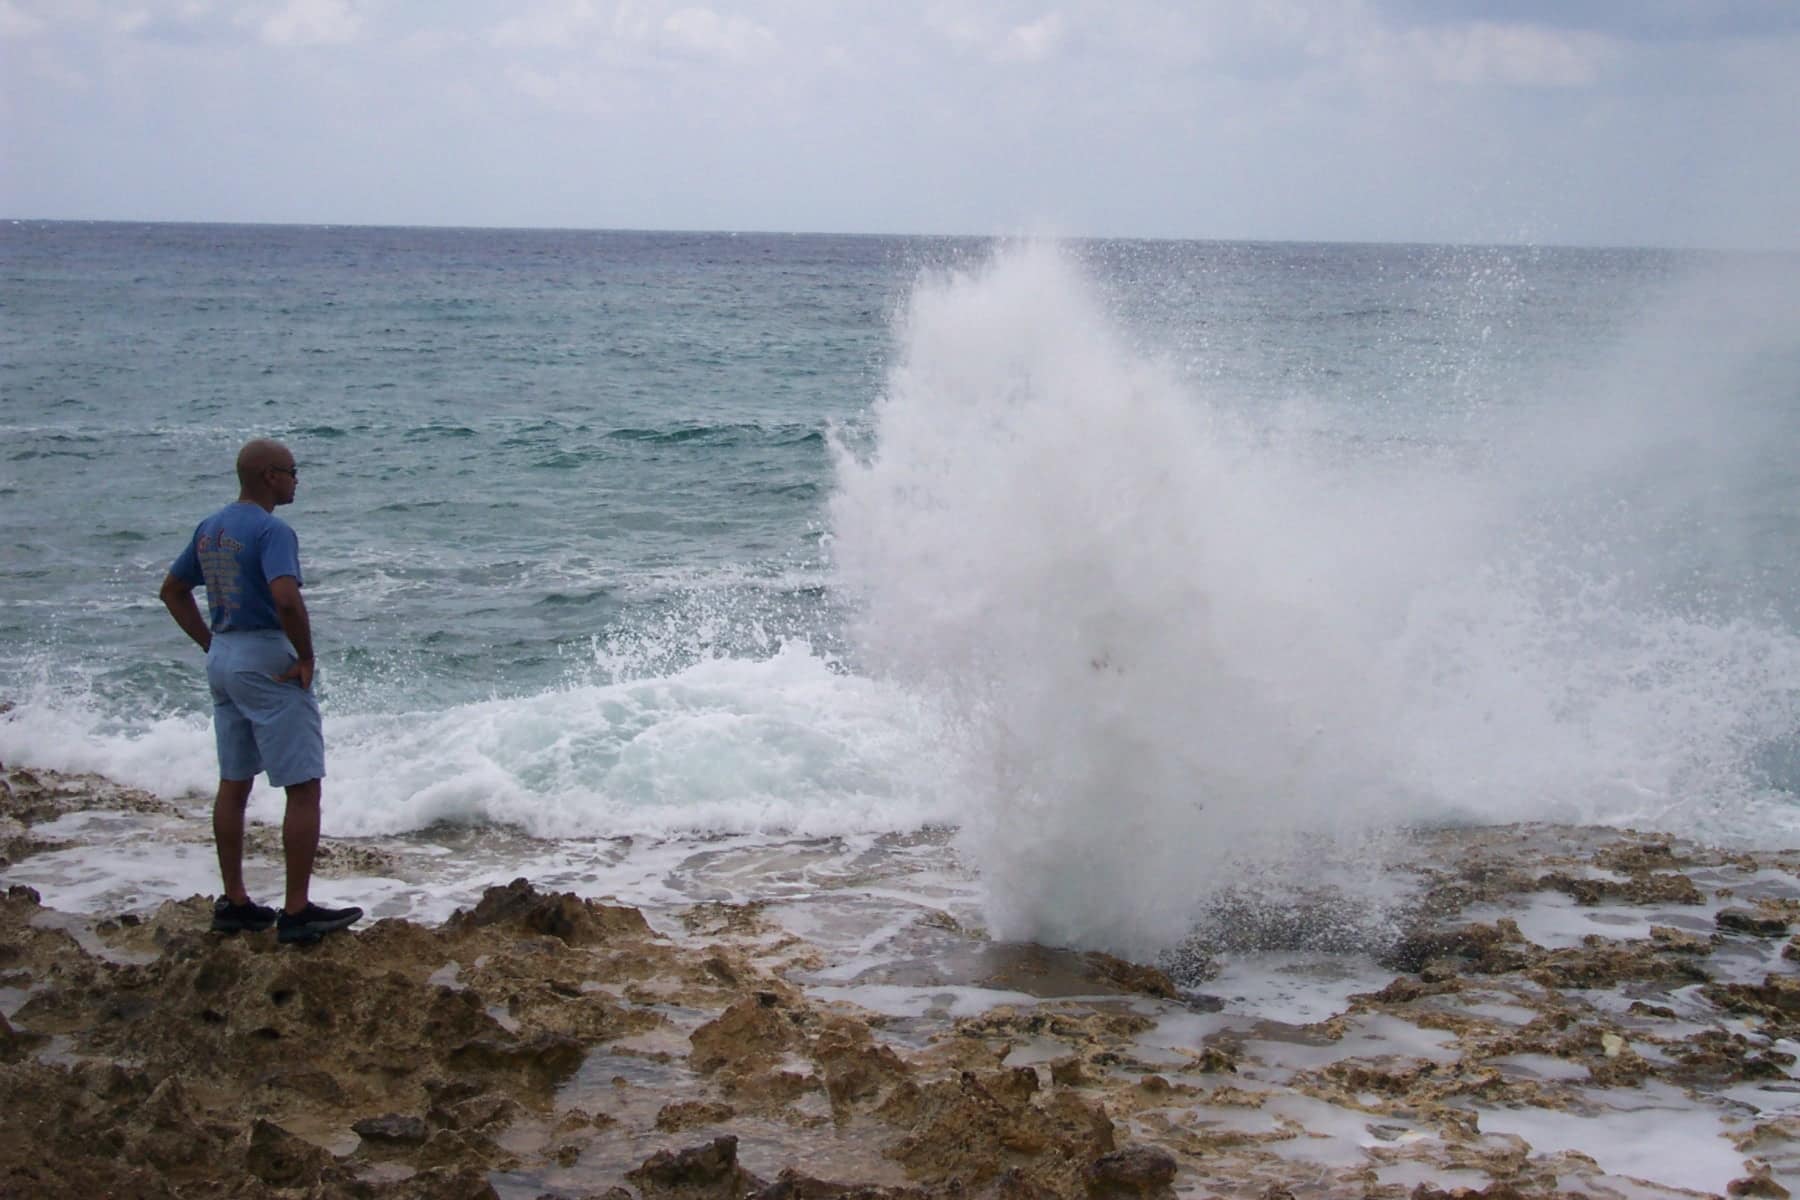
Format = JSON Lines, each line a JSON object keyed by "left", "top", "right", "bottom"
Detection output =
{"left": 2, "top": 763, "right": 1798, "bottom": 1199}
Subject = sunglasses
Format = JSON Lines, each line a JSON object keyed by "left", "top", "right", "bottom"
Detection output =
{"left": 269, "top": 466, "right": 299, "bottom": 478}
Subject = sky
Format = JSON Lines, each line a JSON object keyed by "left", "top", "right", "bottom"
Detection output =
{"left": 1, "top": 1, "right": 1797, "bottom": 248}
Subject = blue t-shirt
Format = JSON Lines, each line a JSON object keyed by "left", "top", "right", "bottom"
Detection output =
{"left": 170, "top": 502, "right": 304, "bottom": 633}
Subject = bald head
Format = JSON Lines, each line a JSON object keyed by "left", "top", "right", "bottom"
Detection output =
{"left": 235, "top": 439, "right": 298, "bottom": 510}
{"left": 236, "top": 439, "right": 293, "bottom": 486}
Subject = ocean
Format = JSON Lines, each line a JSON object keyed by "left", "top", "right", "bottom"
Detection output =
{"left": 3, "top": 220, "right": 1799, "bottom": 960}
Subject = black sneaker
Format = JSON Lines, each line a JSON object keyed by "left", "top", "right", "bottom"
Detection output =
{"left": 276, "top": 902, "right": 364, "bottom": 944}
{"left": 211, "top": 897, "right": 278, "bottom": 933}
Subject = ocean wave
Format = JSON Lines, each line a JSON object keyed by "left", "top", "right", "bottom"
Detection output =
{"left": 533, "top": 589, "right": 616, "bottom": 608}
{"left": 0, "top": 642, "right": 956, "bottom": 842}
{"left": 605, "top": 423, "right": 824, "bottom": 447}
{"left": 9, "top": 448, "right": 97, "bottom": 461}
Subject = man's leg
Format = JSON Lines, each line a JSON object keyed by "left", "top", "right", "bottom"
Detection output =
{"left": 282, "top": 777, "right": 321, "bottom": 916}
{"left": 213, "top": 777, "right": 256, "bottom": 904}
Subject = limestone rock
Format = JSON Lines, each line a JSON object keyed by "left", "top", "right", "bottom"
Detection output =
{"left": 1718, "top": 908, "right": 1792, "bottom": 938}
{"left": 657, "top": 1100, "right": 737, "bottom": 1131}
{"left": 353, "top": 1112, "right": 431, "bottom": 1146}
{"left": 243, "top": 1117, "right": 333, "bottom": 1188}
{"left": 446, "top": 1032, "right": 585, "bottom": 1088}
{"left": 1081, "top": 952, "right": 1180, "bottom": 1000}
{"left": 1085, "top": 1146, "right": 1177, "bottom": 1197}
{"left": 628, "top": 1134, "right": 765, "bottom": 1200}
{"left": 1729, "top": 1169, "right": 1791, "bottom": 1199}
{"left": 446, "top": 877, "right": 653, "bottom": 946}
{"left": 691, "top": 994, "right": 804, "bottom": 1074}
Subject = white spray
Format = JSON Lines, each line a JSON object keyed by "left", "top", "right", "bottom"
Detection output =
{"left": 829, "top": 241, "right": 1800, "bottom": 959}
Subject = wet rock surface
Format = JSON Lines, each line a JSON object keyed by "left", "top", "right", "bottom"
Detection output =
{"left": 0, "top": 766, "right": 1797, "bottom": 1198}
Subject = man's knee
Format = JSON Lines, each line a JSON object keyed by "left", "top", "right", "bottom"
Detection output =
{"left": 284, "top": 778, "right": 322, "bottom": 807}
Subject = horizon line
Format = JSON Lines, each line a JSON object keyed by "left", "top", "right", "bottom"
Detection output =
{"left": 3, "top": 214, "right": 1793, "bottom": 256}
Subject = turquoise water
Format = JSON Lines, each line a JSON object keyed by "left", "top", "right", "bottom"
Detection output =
{"left": 3, "top": 225, "right": 1798, "bottom": 936}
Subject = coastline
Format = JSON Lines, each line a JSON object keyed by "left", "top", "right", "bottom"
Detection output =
{"left": 2, "top": 762, "right": 1797, "bottom": 1199}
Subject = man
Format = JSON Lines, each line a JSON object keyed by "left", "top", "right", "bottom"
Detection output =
{"left": 160, "top": 438, "right": 363, "bottom": 945}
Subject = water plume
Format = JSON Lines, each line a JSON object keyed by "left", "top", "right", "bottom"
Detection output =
{"left": 829, "top": 241, "right": 1800, "bottom": 959}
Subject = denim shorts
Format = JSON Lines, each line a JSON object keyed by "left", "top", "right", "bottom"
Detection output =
{"left": 206, "top": 630, "right": 325, "bottom": 787}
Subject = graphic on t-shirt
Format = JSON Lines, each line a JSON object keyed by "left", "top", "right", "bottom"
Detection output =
{"left": 197, "top": 532, "right": 246, "bottom": 619}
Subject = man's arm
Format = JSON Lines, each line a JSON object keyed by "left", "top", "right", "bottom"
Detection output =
{"left": 269, "top": 575, "right": 315, "bottom": 689}
{"left": 159, "top": 573, "right": 212, "bottom": 653}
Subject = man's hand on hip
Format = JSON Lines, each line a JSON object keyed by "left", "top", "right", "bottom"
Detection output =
{"left": 276, "top": 657, "right": 315, "bottom": 690}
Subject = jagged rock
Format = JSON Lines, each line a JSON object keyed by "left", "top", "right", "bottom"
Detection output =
{"left": 1324, "top": 1059, "right": 1440, "bottom": 1096}
{"left": 628, "top": 1134, "right": 764, "bottom": 1199}
{"left": 746, "top": 1168, "right": 928, "bottom": 1200}
{"left": 1082, "top": 952, "right": 1180, "bottom": 1000}
{"left": 12, "top": 761, "right": 1800, "bottom": 1200}
{"left": 1085, "top": 1146, "right": 1177, "bottom": 1197}
{"left": 1670, "top": 1028, "right": 1798, "bottom": 1083}
{"left": 0, "top": 1010, "right": 47, "bottom": 1062}
{"left": 1538, "top": 871, "right": 1702, "bottom": 906}
{"left": 1649, "top": 925, "right": 1714, "bottom": 954}
{"left": 389, "top": 1166, "right": 502, "bottom": 1199}
{"left": 816, "top": 1019, "right": 913, "bottom": 1113}
{"left": 883, "top": 1069, "right": 1115, "bottom": 1194}
{"left": 1729, "top": 1169, "right": 1791, "bottom": 1199}
{"left": 1192, "top": 1047, "right": 1237, "bottom": 1074}
{"left": 1360, "top": 975, "right": 1464, "bottom": 1004}
{"left": 446, "top": 1032, "right": 585, "bottom": 1087}
{"left": 243, "top": 1117, "right": 333, "bottom": 1188}
{"left": 446, "top": 878, "right": 652, "bottom": 946}
{"left": 690, "top": 994, "right": 804, "bottom": 1074}
{"left": 430, "top": 1089, "right": 523, "bottom": 1132}
{"left": 1381, "top": 921, "right": 1532, "bottom": 975}
{"left": 123, "top": 1075, "right": 226, "bottom": 1171}
{"left": 1718, "top": 908, "right": 1792, "bottom": 938}
{"left": 1594, "top": 840, "right": 1681, "bottom": 873}
{"left": 1528, "top": 939, "right": 1710, "bottom": 990}
{"left": 353, "top": 1112, "right": 431, "bottom": 1146}
{"left": 257, "top": 1067, "right": 350, "bottom": 1105}
{"left": 1703, "top": 975, "right": 1800, "bottom": 1027}
{"left": 1411, "top": 1185, "right": 1533, "bottom": 1200}
{"left": 990, "top": 1065, "right": 1041, "bottom": 1105}
{"left": 657, "top": 1100, "right": 736, "bottom": 1131}
{"left": 410, "top": 1122, "right": 519, "bottom": 1172}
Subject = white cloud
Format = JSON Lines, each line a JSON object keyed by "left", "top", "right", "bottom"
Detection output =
{"left": 398, "top": 28, "right": 468, "bottom": 55}
{"left": 995, "top": 12, "right": 1063, "bottom": 63}
{"left": 924, "top": 6, "right": 988, "bottom": 55}
{"left": 489, "top": 2, "right": 776, "bottom": 64}
{"left": 259, "top": 0, "right": 362, "bottom": 47}
{"left": 659, "top": 7, "right": 776, "bottom": 63}
{"left": 0, "top": 0, "right": 45, "bottom": 37}
{"left": 1401, "top": 21, "right": 1613, "bottom": 88}
{"left": 924, "top": 6, "right": 1064, "bottom": 63}
{"left": 505, "top": 62, "right": 624, "bottom": 116}
{"left": 489, "top": 0, "right": 608, "bottom": 50}
{"left": 4, "top": 0, "right": 1795, "bottom": 246}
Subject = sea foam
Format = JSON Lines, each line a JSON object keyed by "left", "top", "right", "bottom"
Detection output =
{"left": 829, "top": 241, "right": 1800, "bottom": 957}
{"left": 0, "top": 641, "right": 955, "bottom": 841}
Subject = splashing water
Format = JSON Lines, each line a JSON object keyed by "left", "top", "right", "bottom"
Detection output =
{"left": 829, "top": 241, "right": 1800, "bottom": 958}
